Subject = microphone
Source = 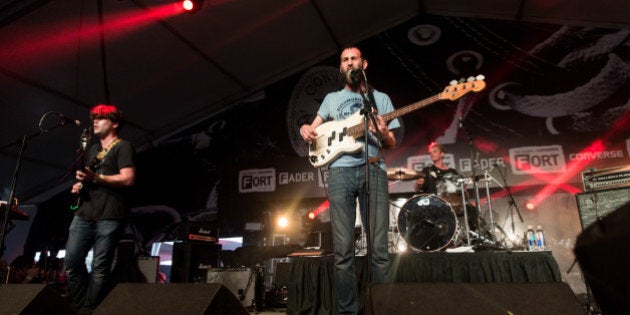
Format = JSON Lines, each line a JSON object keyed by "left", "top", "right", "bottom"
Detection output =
{"left": 56, "top": 112, "right": 81, "bottom": 126}
{"left": 458, "top": 114, "right": 463, "bottom": 128}
{"left": 348, "top": 69, "right": 363, "bottom": 82}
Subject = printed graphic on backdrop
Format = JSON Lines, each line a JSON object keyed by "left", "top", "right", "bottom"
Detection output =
{"left": 287, "top": 66, "right": 345, "bottom": 157}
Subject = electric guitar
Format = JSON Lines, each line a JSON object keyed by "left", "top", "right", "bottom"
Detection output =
{"left": 70, "top": 128, "right": 91, "bottom": 211}
{"left": 307, "top": 76, "right": 486, "bottom": 167}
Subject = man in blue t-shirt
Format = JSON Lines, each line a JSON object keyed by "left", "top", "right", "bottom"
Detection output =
{"left": 300, "top": 46, "right": 400, "bottom": 314}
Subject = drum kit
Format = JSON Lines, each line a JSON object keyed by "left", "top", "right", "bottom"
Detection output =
{"left": 385, "top": 167, "right": 498, "bottom": 252}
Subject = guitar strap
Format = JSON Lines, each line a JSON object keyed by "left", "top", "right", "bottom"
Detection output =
{"left": 365, "top": 86, "right": 385, "bottom": 150}
{"left": 89, "top": 138, "right": 122, "bottom": 169}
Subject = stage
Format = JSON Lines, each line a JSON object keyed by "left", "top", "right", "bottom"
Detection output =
{"left": 286, "top": 251, "right": 565, "bottom": 314}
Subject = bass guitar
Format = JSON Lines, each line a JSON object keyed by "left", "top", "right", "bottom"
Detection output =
{"left": 307, "top": 76, "right": 486, "bottom": 167}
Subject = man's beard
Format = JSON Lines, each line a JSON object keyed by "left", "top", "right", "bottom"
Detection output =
{"left": 345, "top": 70, "right": 362, "bottom": 88}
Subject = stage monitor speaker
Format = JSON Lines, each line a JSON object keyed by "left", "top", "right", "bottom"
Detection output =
{"left": 206, "top": 268, "right": 255, "bottom": 308}
{"left": 112, "top": 255, "right": 160, "bottom": 283}
{"left": 365, "top": 282, "right": 583, "bottom": 315}
{"left": 575, "top": 187, "right": 630, "bottom": 229}
{"left": 94, "top": 283, "right": 248, "bottom": 315}
{"left": 171, "top": 242, "right": 221, "bottom": 283}
{"left": 0, "top": 284, "right": 75, "bottom": 315}
{"left": 575, "top": 200, "right": 630, "bottom": 315}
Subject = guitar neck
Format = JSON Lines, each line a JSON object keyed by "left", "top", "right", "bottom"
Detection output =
{"left": 381, "top": 94, "right": 441, "bottom": 122}
{"left": 344, "top": 77, "right": 486, "bottom": 138}
{"left": 347, "top": 94, "right": 442, "bottom": 137}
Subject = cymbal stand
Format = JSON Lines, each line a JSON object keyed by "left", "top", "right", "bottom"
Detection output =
{"left": 482, "top": 167, "right": 502, "bottom": 243}
{"left": 458, "top": 179, "right": 471, "bottom": 246}
{"left": 459, "top": 113, "right": 484, "bottom": 245}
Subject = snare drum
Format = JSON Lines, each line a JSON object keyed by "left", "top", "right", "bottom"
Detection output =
{"left": 397, "top": 194, "right": 461, "bottom": 252}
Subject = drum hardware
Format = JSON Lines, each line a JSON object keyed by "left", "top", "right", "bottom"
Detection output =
{"left": 456, "top": 176, "right": 477, "bottom": 246}
{"left": 481, "top": 168, "right": 501, "bottom": 243}
{"left": 494, "top": 164, "right": 524, "bottom": 243}
{"left": 386, "top": 167, "right": 424, "bottom": 181}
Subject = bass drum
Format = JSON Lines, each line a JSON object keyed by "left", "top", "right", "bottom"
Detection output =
{"left": 397, "top": 194, "right": 460, "bottom": 252}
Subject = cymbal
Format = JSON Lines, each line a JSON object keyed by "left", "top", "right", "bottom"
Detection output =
{"left": 386, "top": 167, "right": 423, "bottom": 181}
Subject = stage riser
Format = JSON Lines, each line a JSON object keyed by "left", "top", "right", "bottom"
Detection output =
{"left": 366, "top": 282, "right": 583, "bottom": 315}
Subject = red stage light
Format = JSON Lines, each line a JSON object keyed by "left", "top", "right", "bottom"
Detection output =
{"left": 308, "top": 212, "right": 316, "bottom": 220}
{"left": 181, "top": 0, "right": 203, "bottom": 13}
{"left": 525, "top": 201, "right": 536, "bottom": 211}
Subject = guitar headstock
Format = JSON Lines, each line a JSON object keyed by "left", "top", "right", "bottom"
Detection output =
{"left": 440, "top": 75, "right": 486, "bottom": 101}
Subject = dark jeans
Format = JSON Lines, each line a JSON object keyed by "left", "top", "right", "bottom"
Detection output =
{"left": 65, "top": 216, "right": 123, "bottom": 312}
{"left": 328, "top": 164, "right": 391, "bottom": 315}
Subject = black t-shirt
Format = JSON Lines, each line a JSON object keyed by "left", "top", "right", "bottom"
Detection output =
{"left": 76, "top": 139, "right": 135, "bottom": 221}
{"left": 417, "top": 164, "right": 460, "bottom": 195}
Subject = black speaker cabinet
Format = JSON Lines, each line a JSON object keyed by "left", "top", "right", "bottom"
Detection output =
{"left": 171, "top": 242, "right": 221, "bottom": 283}
{"left": 206, "top": 268, "right": 254, "bottom": 308}
{"left": 576, "top": 187, "right": 630, "bottom": 229}
{"left": 0, "top": 284, "right": 75, "bottom": 315}
{"left": 575, "top": 201, "right": 630, "bottom": 315}
{"left": 94, "top": 283, "right": 248, "bottom": 315}
{"left": 365, "top": 282, "right": 583, "bottom": 315}
{"left": 112, "top": 256, "right": 160, "bottom": 283}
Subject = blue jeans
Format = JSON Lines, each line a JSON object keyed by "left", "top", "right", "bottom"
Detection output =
{"left": 328, "top": 164, "right": 391, "bottom": 314}
{"left": 65, "top": 216, "right": 123, "bottom": 311}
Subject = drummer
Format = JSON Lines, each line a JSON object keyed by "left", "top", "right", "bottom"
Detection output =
{"left": 413, "top": 142, "right": 459, "bottom": 195}
{"left": 413, "top": 142, "right": 479, "bottom": 230}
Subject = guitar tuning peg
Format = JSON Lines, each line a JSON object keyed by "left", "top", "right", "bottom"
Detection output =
{"left": 476, "top": 74, "right": 485, "bottom": 80}
{"left": 449, "top": 80, "right": 458, "bottom": 86}
{"left": 466, "top": 76, "right": 475, "bottom": 82}
{"left": 458, "top": 78, "right": 465, "bottom": 84}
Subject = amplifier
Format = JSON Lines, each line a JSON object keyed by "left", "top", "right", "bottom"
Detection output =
{"left": 171, "top": 242, "right": 221, "bottom": 283}
{"left": 581, "top": 165, "right": 630, "bottom": 191}
{"left": 178, "top": 221, "right": 219, "bottom": 243}
{"left": 206, "top": 268, "right": 255, "bottom": 308}
{"left": 112, "top": 256, "right": 160, "bottom": 283}
{"left": 263, "top": 258, "right": 292, "bottom": 291}
{"left": 576, "top": 187, "right": 630, "bottom": 229}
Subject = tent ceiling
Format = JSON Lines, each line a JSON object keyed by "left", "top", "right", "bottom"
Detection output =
{"left": 1, "top": 0, "right": 628, "bottom": 203}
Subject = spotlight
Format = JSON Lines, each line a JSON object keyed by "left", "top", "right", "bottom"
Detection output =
{"left": 277, "top": 215, "right": 289, "bottom": 229}
{"left": 525, "top": 201, "right": 536, "bottom": 211}
{"left": 181, "top": 0, "right": 203, "bottom": 13}
{"left": 307, "top": 211, "right": 316, "bottom": 220}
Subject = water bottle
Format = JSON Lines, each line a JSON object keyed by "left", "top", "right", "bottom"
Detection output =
{"left": 526, "top": 225, "right": 537, "bottom": 251}
{"left": 536, "top": 225, "right": 546, "bottom": 250}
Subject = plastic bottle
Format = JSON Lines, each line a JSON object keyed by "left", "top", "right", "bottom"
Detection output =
{"left": 536, "top": 225, "right": 546, "bottom": 250}
{"left": 526, "top": 225, "right": 537, "bottom": 251}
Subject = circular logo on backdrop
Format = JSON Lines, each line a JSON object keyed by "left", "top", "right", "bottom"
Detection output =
{"left": 287, "top": 66, "right": 345, "bottom": 157}
{"left": 407, "top": 24, "right": 441, "bottom": 46}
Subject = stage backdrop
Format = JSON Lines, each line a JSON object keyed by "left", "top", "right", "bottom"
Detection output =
{"left": 10, "top": 15, "right": 629, "bottom": 296}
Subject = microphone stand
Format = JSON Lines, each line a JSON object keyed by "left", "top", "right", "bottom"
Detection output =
{"left": 495, "top": 164, "right": 523, "bottom": 237}
{"left": 358, "top": 71, "right": 380, "bottom": 284}
{"left": 1, "top": 112, "right": 76, "bottom": 258}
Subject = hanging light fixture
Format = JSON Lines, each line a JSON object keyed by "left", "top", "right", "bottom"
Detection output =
{"left": 181, "top": 0, "right": 203, "bottom": 13}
